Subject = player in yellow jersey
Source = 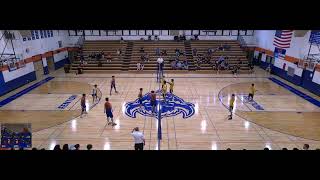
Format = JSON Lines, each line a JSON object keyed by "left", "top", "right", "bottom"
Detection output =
{"left": 161, "top": 75, "right": 166, "bottom": 88}
{"left": 162, "top": 80, "right": 167, "bottom": 102}
{"left": 167, "top": 79, "right": 174, "bottom": 94}
{"left": 228, "top": 94, "right": 235, "bottom": 120}
{"left": 248, "top": 84, "right": 257, "bottom": 101}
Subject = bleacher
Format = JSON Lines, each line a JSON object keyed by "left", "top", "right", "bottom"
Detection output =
{"left": 71, "top": 40, "right": 128, "bottom": 73}
{"left": 70, "top": 40, "right": 249, "bottom": 73}
{"left": 128, "top": 41, "right": 187, "bottom": 72}
{"left": 189, "top": 40, "right": 250, "bottom": 73}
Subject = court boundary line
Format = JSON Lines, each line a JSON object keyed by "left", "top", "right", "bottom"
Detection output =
{"left": 0, "top": 77, "right": 54, "bottom": 107}
{"left": 269, "top": 77, "right": 320, "bottom": 108}
{"left": 54, "top": 76, "right": 270, "bottom": 79}
{"left": 217, "top": 82, "right": 320, "bottom": 142}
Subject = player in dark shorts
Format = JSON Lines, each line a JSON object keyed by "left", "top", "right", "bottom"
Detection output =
{"left": 80, "top": 94, "right": 87, "bottom": 118}
{"left": 138, "top": 88, "right": 143, "bottom": 108}
{"left": 92, "top": 84, "right": 98, "bottom": 103}
{"left": 228, "top": 94, "right": 235, "bottom": 120}
{"left": 167, "top": 79, "right": 174, "bottom": 94}
{"left": 150, "top": 90, "right": 156, "bottom": 114}
{"left": 248, "top": 84, "right": 256, "bottom": 101}
{"left": 110, "top": 76, "right": 119, "bottom": 96}
{"left": 104, "top": 98, "right": 117, "bottom": 126}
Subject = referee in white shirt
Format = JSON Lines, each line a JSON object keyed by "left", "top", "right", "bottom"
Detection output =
{"left": 157, "top": 56, "right": 164, "bottom": 81}
{"left": 131, "top": 127, "right": 145, "bottom": 150}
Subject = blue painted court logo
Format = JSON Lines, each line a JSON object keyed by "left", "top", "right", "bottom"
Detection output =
{"left": 125, "top": 90, "right": 195, "bottom": 119}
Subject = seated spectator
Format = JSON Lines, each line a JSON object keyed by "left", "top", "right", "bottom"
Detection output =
{"left": 303, "top": 144, "right": 310, "bottom": 150}
{"left": 140, "top": 47, "right": 144, "bottom": 53}
{"left": 194, "top": 34, "right": 199, "bottom": 40}
{"left": 171, "top": 60, "right": 176, "bottom": 70}
{"left": 120, "top": 37, "right": 124, "bottom": 43}
{"left": 176, "top": 61, "right": 182, "bottom": 70}
{"left": 232, "top": 63, "right": 241, "bottom": 76}
{"left": 175, "top": 49, "right": 180, "bottom": 57}
{"left": 161, "top": 49, "right": 167, "bottom": 56}
{"left": 74, "top": 144, "right": 80, "bottom": 150}
{"left": 226, "top": 148, "right": 231, "bottom": 150}
{"left": 192, "top": 48, "right": 197, "bottom": 56}
{"left": 263, "top": 147, "right": 269, "bottom": 150}
{"left": 218, "top": 45, "right": 224, "bottom": 51}
{"left": 62, "top": 144, "right": 69, "bottom": 151}
{"left": 182, "top": 60, "right": 188, "bottom": 70}
{"left": 207, "top": 48, "right": 213, "bottom": 55}
{"left": 218, "top": 56, "right": 225, "bottom": 65}
{"left": 148, "top": 35, "right": 152, "bottom": 41}
{"left": 53, "top": 145, "right": 61, "bottom": 150}
{"left": 87, "top": 144, "right": 93, "bottom": 150}
{"left": 106, "top": 52, "right": 112, "bottom": 62}
{"left": 282, "top": 148, "right": 288, "bottom": 150}
{"left": 145, "top": 53, "right": 150, "bottom": 62}
{"left": 137, "top": 59, "right": 144, "bottom": 71}
{"left": 76, "top": 64, "right": 83, "bottom": 75}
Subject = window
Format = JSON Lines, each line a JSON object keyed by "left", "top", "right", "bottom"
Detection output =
{"left": 146, "top": 30, "right": 153, "bottom": 35}
{"left": 138, "top": 30, "right": 145, "bottom": 35}
{"left": 44, "top": 30, "right": 47, "bottom": 38}
{"left": 107, "top": 30, "right": 116, "bottom": 36}
{"left": 161, "top": 30, "right": 169, "bottom": 36}
{"left": 40, "top": 30, "right": 44, "bottom": 38}
{"left": 35, "top": 30, "right": 39, "bottom": 39}
{"left": 116, "top": 30, "right": 122, "bottom": 36}
{"left": 31, "top": 30, "right": 35, "bottom": 40}
{"left": 192, "top": 30, "right": 199, "bottom": 35}
{"left": 223, "top": 30, "right": 230, "bottom": 36}
{"left": 215, "top": 30, "right": 222, "bottom": 36}
{"left": 123, "top": 30, "right": 130, "bottom": 36}
{"left": 130, "top": 30, "right": 137, "bottom": 35}
{"left": 153, "top": 30, "right": 160, "bottom": 36}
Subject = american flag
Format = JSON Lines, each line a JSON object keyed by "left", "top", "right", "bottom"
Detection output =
{"left": 273, "top": 30, "right": 293, "bottom": 49}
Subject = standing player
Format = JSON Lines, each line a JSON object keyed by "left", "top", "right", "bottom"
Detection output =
{"left": 104, "top": 98, "right": 117, "bottom": 126}
{"left": 228, "top": 94, "right": 235, "bottom": 120}
{"left": 167, "top": 79, "right": 174, "bottom": 94}
{"left": 80, "top": 94, "right": 87, "bottom": 118}
{"left": 160, "top": 75, "right": 166, "bottom": 88}
{"left": 92, "top": 84, "right": 98, "bottom": 103}
{"left": 248, "top": 84, "right": 257, "bottom": 101}
{"left": 150, "top": 90, "right": 156, "bottom": 114}
{"left": 162, "top": 80, "right": 167, "bottom": 102}
{"left": 138, "top": 88, "right": 143, "bottom": 108}
{"left": 110, "top": 76, "right": 119, "bottom": 96}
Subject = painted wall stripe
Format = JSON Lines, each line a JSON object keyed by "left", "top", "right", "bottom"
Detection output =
{"left": 0, "top": 77, "right": 54, "bottom": 107}
{"left": 269, "top": 77, "right": 320, "bottom": 107}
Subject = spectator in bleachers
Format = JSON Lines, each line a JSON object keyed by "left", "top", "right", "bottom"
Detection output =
{"left": 107, "top": 52, "right": 112, "bottom": 62}
{"left": 232, "top": 62, "right": 241, "bottom": 77}
{"left": 145, "top": 53, "right": 150, "bottom": 62}
{"left": 140, "top": 47, "right": 144, "bottom": 53}
{"left": 87, "top": 144, "right": 93, "bottom": 150}
{"left": 161, "top": 49, "right": 167, "bottom": 56}
{"left": 171, "top": 60, "right": 176, "bottom": 70}
{"left": 62, "top": 144, "right": 69, "bottom": 151}
{"left": 53, "top": 145, "right": 61, "bottom": 150}
{"left": 303, "top": 144, "right": 310, "bottom": 150}
{"left": 137, "top": 58, "right": 144, "bottom": 71}
{"left": 182, "top": 60, "right": 188, "bottom": 70}
{"left": 74, "top": 144, "right": 80, "bottom": 150}
{"left": 192, "top": 48, "right": 198, "bottom": 56}
{"left": 175, "top": 48, "right": 180, "bottom": 57}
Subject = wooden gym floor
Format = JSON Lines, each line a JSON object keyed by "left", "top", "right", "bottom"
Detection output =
{"left": 1, "top": 67, "right": 320, "bottom": 150}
